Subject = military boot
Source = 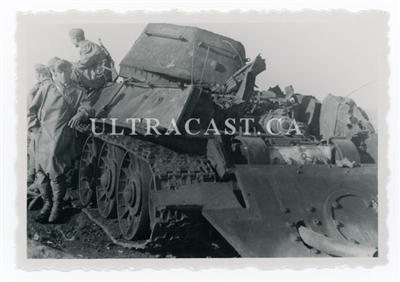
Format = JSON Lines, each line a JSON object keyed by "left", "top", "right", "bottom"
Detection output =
{"left": 48, "top": 177, "right": 67, "bottom": 223}
{"left": 48, "top": 202, "right": 63, "bottom": 223}
{"left": 40, "top": 197, "right": 53, "bottom": 216}
{"left": 34, "top": 183, "right": 52, "bottom": 223}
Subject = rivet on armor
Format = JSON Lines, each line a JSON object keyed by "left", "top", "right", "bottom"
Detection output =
{"left": 307, "top": 206, "right": 316, "bottom": 212}
{"left": 286, "top": 221, "right": 295, "bottom": 227}
{"left": 313, "top": 219, "right": 322, "bottom": 226}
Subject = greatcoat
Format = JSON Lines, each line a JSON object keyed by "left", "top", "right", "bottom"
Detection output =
{"left": 28, "top": 78, "right": 94, "bottom": 178}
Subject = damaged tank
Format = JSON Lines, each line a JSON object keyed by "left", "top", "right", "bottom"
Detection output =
{"left": 75, "top": 23, "right": 378, "bottom": 257}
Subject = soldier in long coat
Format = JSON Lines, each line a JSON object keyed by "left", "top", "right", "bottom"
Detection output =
{"left": 28, "top": 59, "right": 94, "bottom": 223}
{"left": 27, "top": 64, "right": 53, "bottom": 185}
{"left": 69, "top": 28, "right": 108, "bottom": 90}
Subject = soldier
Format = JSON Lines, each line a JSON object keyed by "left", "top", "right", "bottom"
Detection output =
{"left": 27, "top": 64, "right": 53, "bottom": 186}
{"left": 46, "top": 57, "right": 60, "bottom": 81}
{"left": 28, "top": 64, "right": 52, "bottom": 107}
{"left": 48, "top": 56, "right": 81, "bottom": 186}
{"left": 28, "top": 59, "right": 94, "bottom": 223}
{"left": 69, "top": 28, "right": 108, "bottom": 90}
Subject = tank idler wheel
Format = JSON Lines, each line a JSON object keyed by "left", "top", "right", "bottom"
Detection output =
{"left": 117, "top": 152, "right": 151, "bottom": 240}
{"left": 96, "top": 142, "right": 123, "bottom": 218}
{"left": 78, "top": 137, "right": 101, "bottom": 206}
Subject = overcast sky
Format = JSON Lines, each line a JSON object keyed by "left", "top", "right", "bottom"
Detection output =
{"left": 24, "top": 18, "right": 386, "bottom": 127}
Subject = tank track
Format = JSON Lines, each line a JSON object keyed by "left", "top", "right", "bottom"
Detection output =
{"left": 76, "top": 124, "right": 216, "bottom": 250}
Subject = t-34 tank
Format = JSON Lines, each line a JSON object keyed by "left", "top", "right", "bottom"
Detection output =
{"left": 75, "top": 23, "right": 378, "bottom": 257}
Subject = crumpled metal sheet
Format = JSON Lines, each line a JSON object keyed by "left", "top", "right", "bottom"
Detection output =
{"left": 320, "top": 94, "right": 375, "bottom": 139}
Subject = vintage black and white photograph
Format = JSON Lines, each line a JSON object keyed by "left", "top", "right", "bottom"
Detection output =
{"left": 22, "top": 16, "right": 385, "bottom": 260}
{"left": 2, "top": 5, "right": 397, "bottom": 275}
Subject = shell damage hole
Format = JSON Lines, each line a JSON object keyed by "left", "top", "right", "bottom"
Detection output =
{"left": 295, "top": 221, "right": 306, "bottom": 230}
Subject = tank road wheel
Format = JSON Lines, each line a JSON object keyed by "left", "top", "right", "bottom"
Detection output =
{"left": 117, "top": 152, "right": 151, "bottom": 240}
{"left": 78, "top": 137, "right": 101, "bottom": 206}
{"left": 96, "top": 142, "right": 123, "bottom": 218}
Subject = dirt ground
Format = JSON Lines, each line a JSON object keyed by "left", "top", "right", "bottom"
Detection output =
{"left": 27, "top": 186, "right": 238, "bottom": 259}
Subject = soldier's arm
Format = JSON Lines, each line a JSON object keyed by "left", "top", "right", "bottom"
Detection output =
{"left": 68, "top": 91, "right": 95, "bottom": 128}
{"left": 77, "top": 92, "right": 95, "bottom": 120}
{"left": 27, "top": 83, "right": 40, "bottom": 107}
{"left": 27, "top": 85, "right": 45, "bottom": 131}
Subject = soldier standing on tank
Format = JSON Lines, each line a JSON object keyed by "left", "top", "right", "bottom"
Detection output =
{"left": 27, "top": 64, "right": 53, "bottom": 186}
{"left": 28, "top": 59, "right": 94, "bottom": 223}
{"left": 68, "top": 28, "right": 108, "bottom": 90}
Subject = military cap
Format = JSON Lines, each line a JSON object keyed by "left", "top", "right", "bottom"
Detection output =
{"left": 33, "top": 64, "right": 51, "bottom": 77}
{"left": 69, "top": 28, "right": 85, "bottom": 39}
{"left": 53, "top": 59, "right": 72, "bottom": 72}
{"left": 47, "top": 57, "right": 60, "bottom": 68}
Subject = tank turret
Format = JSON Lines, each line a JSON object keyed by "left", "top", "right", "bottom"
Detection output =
{"left": 119, "top": 23, "right": 246, "bottom": 86}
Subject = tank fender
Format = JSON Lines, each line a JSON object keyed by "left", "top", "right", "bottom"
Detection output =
{"left": 330, "top": 138, "right": 361, "bottom": 164}
{"left": 231, "top": 136, "right": 269, "bottom": 164}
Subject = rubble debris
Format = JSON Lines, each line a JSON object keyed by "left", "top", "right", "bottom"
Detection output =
{"left": 336, "top": 157, "right": 358, "bottom": 168}
{"left": 28, "top": 195, "right": 43, "bottom": 211}
{"left": 27, "top": 239, "right": 78, "bottom": 259}
{"left": 32, "top": 233, "right": 40, "bottom": 241}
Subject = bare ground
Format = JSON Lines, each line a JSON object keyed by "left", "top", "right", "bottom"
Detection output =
{"left": 27, "top": 186, "right": 238, "bottom": 259}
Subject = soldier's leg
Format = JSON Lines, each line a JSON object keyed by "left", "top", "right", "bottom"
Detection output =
{"left": 48, "top": 173, "right": 67, "bottom": 223}
{"left": 35, "top": 170, "right": 52, "bottom": 222}
{"left": 27, "top": 156, "right": 36, "bottom": 185}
